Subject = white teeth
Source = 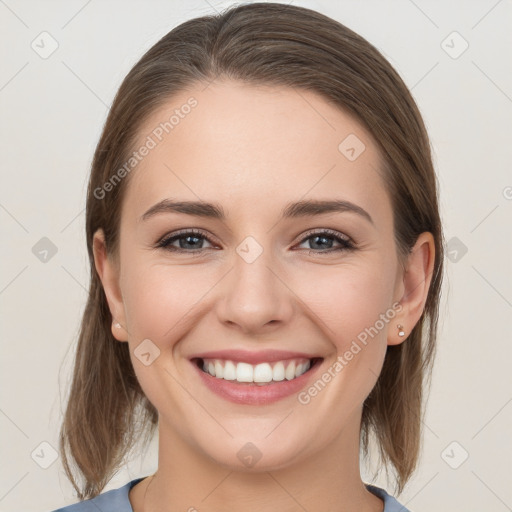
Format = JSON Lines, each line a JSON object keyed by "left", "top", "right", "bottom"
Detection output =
{"left": 236, "top": 362, "right": 253, "bottom": 382}
{"left": 272, "top": 362, "right": 285, "bottom": 381}
{"left": 295, "top": 360, "right": 311, "bottom": 377}
{"left": 201, "top": 358, "right": 312, "bottom": 383}
{"left": 253, "top": 363, "right": 273, "bottom": 383}
{"left": 223, "top": 360, "right": 237, "bottom": 380}
{"left": 214, "top": 360, "right": 224, "bottom": 379}
{"left": 285, "top": 361, "right": 296, "bottom": 380}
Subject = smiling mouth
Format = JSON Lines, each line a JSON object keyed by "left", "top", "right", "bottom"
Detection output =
{"left": 192, "top": 357, "right": 323, "bottom": 385}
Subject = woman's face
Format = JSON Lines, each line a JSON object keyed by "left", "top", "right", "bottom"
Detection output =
{"left": 95, "top": 79, "right": 419, "bottom": 471}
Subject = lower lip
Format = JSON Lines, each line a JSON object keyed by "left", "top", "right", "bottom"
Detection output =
{"left": 191, "top": 359, "right": 323, "bottom": 405}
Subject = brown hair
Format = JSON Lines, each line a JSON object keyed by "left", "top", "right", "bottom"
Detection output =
{"left": 59, "top": 2, "right": 444, "bottom": 500}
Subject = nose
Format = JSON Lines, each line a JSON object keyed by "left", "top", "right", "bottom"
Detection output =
{"left": 216, "top": 242, "right": 295, "bottom": 334}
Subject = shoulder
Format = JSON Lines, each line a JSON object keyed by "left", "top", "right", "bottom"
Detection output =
{"left": 50, "top": 478, "right": 145, "bottom": 512}
{"left": 365, "top": 483, "right": 412, "bottom": 512}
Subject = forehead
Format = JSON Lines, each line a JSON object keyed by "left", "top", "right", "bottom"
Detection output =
{"left": 123, "top": 79, "right": 391, "bottom": 226}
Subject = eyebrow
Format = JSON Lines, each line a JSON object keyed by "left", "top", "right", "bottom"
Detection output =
{"left": 139, "top": 198, "right": 374, "bottom": 225}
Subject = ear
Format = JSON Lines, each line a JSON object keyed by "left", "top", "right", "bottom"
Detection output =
{"left": 389, "top": 231, "right": 436, "bottom": 346}
{"left": 92, "top": 228, "right": 129, "bottom": 342}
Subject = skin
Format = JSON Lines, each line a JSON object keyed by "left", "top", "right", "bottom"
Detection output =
{"left": 93, "top": 79, "right": 435, "bottom": 512}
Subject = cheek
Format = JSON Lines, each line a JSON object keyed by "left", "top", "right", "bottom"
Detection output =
{"left": 293, "top": 261, "right": 396, "bottom": 346}
{"left": 120, "top": 260, "right": 217, "bottom": 341}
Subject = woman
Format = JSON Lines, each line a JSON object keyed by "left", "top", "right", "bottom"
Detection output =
{"left": 53, "top": 3, "right": 444, "bottom": 511}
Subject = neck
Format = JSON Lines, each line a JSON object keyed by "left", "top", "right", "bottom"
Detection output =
{"left": 134, "top": 406, "right": 384, "bottom": 512}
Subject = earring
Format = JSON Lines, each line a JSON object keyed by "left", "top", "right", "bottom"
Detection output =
{"left": 113, "top": 320, "right": 121, "bottom": 329}
{"left": 397, "top": 324, "right": 405, "bottom": 337}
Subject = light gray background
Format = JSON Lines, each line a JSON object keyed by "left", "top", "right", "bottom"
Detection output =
{"left": 1, "top": 1, "right": 511, "bottom": 511}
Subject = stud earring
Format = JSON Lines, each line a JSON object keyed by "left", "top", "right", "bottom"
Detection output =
{"left": 397, "top": 324, "right": 405, "bottom": 337}
{"left": 113, "top": 320, "right": 121, "bottom": 329}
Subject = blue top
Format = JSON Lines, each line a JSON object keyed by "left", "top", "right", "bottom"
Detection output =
{"left": 51, "top": 478, "right": 411, "bottom": 511}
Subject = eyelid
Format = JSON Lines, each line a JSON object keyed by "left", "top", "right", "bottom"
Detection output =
{"left": 294, "top": 228, "right": 356, "bottom": 254}
{"left": 155, "top": 227, "right": 356, "bottom": 253}
{"left": 157, "top": 227, "right": 351, "bottom": 243}
{"left": 296, "top": 227, "right": 353, "bottom": 245}
{"left": 156, "top": 228, "right": 218, "bottom": 247}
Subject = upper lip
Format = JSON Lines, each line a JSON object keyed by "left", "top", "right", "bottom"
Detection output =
{"left": 190, "top": 349, "right": 321, "bottom": 365}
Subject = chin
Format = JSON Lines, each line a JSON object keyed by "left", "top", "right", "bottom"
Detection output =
{"left": 197, "top": 432, "right": 310, "bottom": 473}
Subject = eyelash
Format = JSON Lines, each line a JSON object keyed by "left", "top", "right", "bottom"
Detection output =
{"left": 155, "top": 228, "right": 356, "bottom": 256}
